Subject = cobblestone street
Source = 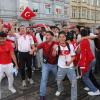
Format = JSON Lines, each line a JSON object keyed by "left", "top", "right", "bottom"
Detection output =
{"left": 0, "top": 71, "right": 100, "bottom": 100}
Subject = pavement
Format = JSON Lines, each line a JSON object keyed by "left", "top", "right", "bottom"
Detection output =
{"left": 0, "top": 70, "right": 100, "bottom": 100}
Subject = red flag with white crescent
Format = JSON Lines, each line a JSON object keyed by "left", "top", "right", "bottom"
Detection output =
{"left": 21, "top": 7, "right": 36, "bottom": 20}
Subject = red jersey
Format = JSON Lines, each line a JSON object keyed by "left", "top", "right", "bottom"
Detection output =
{"left": 71, "top": 40, "right": 80, "bottom": 66}
{"left": 0, "top": 41, "right": 14, "bottom": 64}
{"left": 79, "top": 39, "right": 94, "bottom": 75}
{"left": 37, "top": 41, "right": 58, "bottom": 64}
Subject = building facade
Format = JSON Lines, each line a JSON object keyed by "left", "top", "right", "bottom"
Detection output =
{"left": 18, "top": 0, "right": 70, "bottom": 25}
{"left": 70, "top": 0, "right": 100, "bottom": 27}
{"left": 0, "top": 0, "right": 70, "bottom": 25}
{"left": 1, "top": 0, "right": 100, "bottom": 28}
{"left": 0, "top": 0, "right": 17, "bottom": 21}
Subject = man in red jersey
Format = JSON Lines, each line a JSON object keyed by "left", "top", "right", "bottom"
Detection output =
{"left": 0, "top": 31, "right": 18, "bottom": 95}
{"left": 37, "top": 31, "right": 58, "bottom": 100}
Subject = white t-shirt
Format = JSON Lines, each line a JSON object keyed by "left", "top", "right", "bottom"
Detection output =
{"left": 15, "top": 33, "right": 34, "bottom": 52}
{"left": 57, "top": 44, "right": 75, "bottom": 68}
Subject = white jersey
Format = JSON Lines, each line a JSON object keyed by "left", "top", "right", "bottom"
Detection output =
{"left": 15, "top": 33, "right": 34, "bottom": 52}
{"left": 57, "top": 44, "right": 75, "bottom": 68}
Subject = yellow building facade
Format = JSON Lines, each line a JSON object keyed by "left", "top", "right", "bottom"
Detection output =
{"left": 70, "top": 0, "right": 100, "bottom": 27}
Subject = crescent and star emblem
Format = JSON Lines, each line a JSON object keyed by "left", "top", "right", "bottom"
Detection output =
{"left": 25, "top": 11, "right": 31, "bottom": 18}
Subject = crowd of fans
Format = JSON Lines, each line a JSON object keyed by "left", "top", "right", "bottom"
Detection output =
{"left": 0, "top": 18, "right": 100, "bottom": 100}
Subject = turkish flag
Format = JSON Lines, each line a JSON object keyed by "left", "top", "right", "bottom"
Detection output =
{"left": 21, "top": 7, "right": 36, "bottom": 20}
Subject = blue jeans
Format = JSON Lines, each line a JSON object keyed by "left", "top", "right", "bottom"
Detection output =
{"left": 57, "top": 67, "right": 77, "bottom": 100}
{"left": 82, "top": 59, "right": 98, "bottom": 92}
{"left": 40, "top": 63, "right": 57, "bottom": 96}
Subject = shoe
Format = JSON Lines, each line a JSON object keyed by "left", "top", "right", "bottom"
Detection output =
{"left": 40, "top": 96, "right": 45, "bottom": 100}
{"left": 8, "top": 87, "right": 16, "bottom": 93}
{"left": 55, "top": 91, "right": 61, "bottom": 96}
{"left": 22, "top": 80, "right": 26, "bottom": 87}
{"left": 84, "top": 87, "right": 90, "bottom": 91}
{"left": 88, "top": 90, "right": 100, "bottom": 96}
{"left": 27, "top": 78, "right": 34, "bottom": 84}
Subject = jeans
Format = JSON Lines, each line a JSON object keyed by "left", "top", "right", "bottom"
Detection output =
{"left": 57, "top": 67, "right": 77, "bottom": 100}
{"left": 82, "top": 59, "right": 98, "bottom": 92}
{"left": 40, "top": 63, "right": 57, "bottom": 96}
{"left": 89, "top": 59, "right": 100, "bottom": 88}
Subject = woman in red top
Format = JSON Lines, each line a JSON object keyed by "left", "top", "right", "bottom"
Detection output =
{"left": 0, "top": 31, "right": 18, "bottom": 95}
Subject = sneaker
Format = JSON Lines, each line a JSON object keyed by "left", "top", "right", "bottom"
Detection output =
{"left": 8, "top": 87, "right": 16, "bottom": 93}
{"left": 22, "top": 80, "right": 26, "bottom": 87}
{"left": 55, "top": 91, "right": 61, "bottom": 96}
{"left": 84, "top": 87, "right": 90, "bottom": 91}
{"left": 28, "top": 78, "right": 34, "bottom": 84}
{"left": 88, "top": 90, "right": 100, "bottom": 96}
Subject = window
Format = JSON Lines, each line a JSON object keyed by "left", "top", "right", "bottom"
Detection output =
{"left": 64, "top": 6, "right": 68, "bottom": 16}
{"left": 82, "top": 8, "right": 86, "bottom": 19}
{"left": 45, "top": 3, "right": 52, "bottom": 14}
{"left": 77, "top": 8, "right": 81, "bottom": 18}
{"left": 72, "top": 7, "right": 77, "bottom": 18}
{"left": 19, "top": 0, "right": 28, "bottom": 11}
{"left": 87, "top": 0, "right": 91, "bottom": 5}
{"left": 91, "top": 10, "right": 95, "bottom": 20}
{"left": 32, "top": 2, "right": 39, "bottom": 13}
{"left": 87, "top": 10, "right": 90, "bottom": 19}
{"left": 55, "top": 5, "right": 62, "bottom": 15}
{"left": 91, "top": 0, "right": 95, "bottom": 6}
{"left": 96, "top": 11, "right": 100, "bottom": 20}
{"left": 97, "top": 0, "right": 100, "bottom": 6}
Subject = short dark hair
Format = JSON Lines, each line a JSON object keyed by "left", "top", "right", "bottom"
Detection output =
{"left": 62, "top": 25, "right": 67, "bottom": 28}
{"left": 50, "top": 26, "right": 55, "bottom": 30}
{"left": 55, "top": 26, "right": 60, "bottom": 31}
{"left": 85, "top": 27, "right": 91, "bottom": 35}
{"left": 19, "top": 25, "right": 25, "bottom": 28}
{"left": 42, "top": 30, "right": 46, "bottom": 33}
{"left": 0, "top": 31, "right": 7, "bottom": 37}
{"left": 76, "top": 25, "right": 81, "bottom": 32}
{"left": 18, "top": 25, "right": 25, "bottom": 31}
{"left": 46, "top": 31, "right": 54, "bottom": 36}
{"left": 59, "top": 31, "right": 66, "bottom": 36}
{"left": 66, "top": 31, "right": 75, "bottom": 41}
{"left": 80, "top": 29, "right": 88, "bottom": 37}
